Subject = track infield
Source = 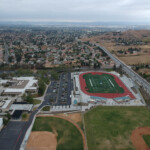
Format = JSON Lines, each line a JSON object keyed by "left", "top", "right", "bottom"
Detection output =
{"left": 79, "top": 72, "right": 135, "bottom": 99}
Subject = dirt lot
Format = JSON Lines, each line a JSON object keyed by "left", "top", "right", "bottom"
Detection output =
{"left": 26, "top": 131, "right": 57, "bottom": 150}
{"left": 131, "top": 127, "right": 150, "bottom": 150}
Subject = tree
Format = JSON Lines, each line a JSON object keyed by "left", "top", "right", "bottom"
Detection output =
{"left": 51, "top": 71, "right": 59, "bottom": 80}
{"left": 38, "top": 79, "right": 46, "bottom": 96}
{"left": 25, "top": 94, "right": 34, "bottom": 104}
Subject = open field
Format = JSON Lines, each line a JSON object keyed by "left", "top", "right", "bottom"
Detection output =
{"left": 83, "top": 73, "right": 124, "bottom": 93}
{"left": 84, "top": 106, "right": 150, "bottom": 150}
{"left": 32, "top": 117, "right": 84, "bottom": 150}
{"left": 119, "top": 55, "right": 150, "bottom": 65}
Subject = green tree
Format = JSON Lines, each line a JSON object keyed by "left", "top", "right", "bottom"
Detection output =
{"left": 38, "top": 79, "right": 46, "bottom": 96}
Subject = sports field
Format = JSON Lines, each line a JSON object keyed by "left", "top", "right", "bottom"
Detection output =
{"left": 83, "top": 73, "right": 124, "bottom": 93}
{"left": 32, "top": 117, "right": 84, "bottom": 150}
{"left": 84, "top": 106, "right": 150, "bottom": 150}
{"left": 79, "top": 72, "right": 135, "bottom": 99}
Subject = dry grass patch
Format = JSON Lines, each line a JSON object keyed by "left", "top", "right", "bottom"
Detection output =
{"left": 119, "top": 55, "right": 150, "bottom": 65}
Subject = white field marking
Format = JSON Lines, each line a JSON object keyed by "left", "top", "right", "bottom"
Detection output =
{"left": 109, "top": 79, "right": 114, "bottom": 87}
{"left": 92, "top": 77, "right": 96, "bottom": 87}
{"left": 104, "top": 76, "right": 113, "bottom": 89}
{"left": 89, "top": 79, "right": 93, "bottom": 87}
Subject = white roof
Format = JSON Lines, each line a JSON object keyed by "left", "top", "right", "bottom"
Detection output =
{"left": 0, "top": 79, "right": 8, "bottom": 84}
{"left": 1, "top": 100, "right": 11, "bottom": 109}
{"left": 10, "top": 104, "right": 33, "bottom": 111}
{"left": 4, "top": 76, "right": 38, "bottom": 94}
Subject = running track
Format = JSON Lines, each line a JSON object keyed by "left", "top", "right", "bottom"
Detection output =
{"left": 79, "top": 72, "right": 135, "bottom": 99}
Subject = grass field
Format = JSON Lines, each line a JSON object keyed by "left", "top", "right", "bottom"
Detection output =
{"left": 83, "top": 73, "right": 124, "bottom": 93}
{"left": 32, "top": 117, "right": 84, "bottom": 150}
{"left": 84, "top": 106, "right": 150, "bottom": 150}
{"left": 143, "top": 135, "right": 150, "bottom": 148}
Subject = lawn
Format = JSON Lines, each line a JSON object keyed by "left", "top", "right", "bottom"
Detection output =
{"left": 143, "top": 135, "right": 150, "bottom": 148}
{"left": 22, "top": 113, "right": 30, "bottom": 121}
{"left": 84, "top": 106, "right": 150, "bottom": 150}
{"left": 33, "top": 99, "right": 41, "bottom": 105}
{"left": 83, "top": 73, "right": 124, "bottom": 93}
{"left": 42, "top": 106, "right": 50, "bottom": 111}
{"left": 32, "top": 117, "right": 84, "bottom": 150}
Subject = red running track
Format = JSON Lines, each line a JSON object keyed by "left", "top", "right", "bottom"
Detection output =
{"left": 79, "top": 72, "right": 135, "bottom": 99}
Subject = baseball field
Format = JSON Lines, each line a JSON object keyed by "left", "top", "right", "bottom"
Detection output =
{"left": 31, "top": 116, "right": 84, "bottom": 150}
{"left": 84, "top": 106, "right": 150, "bottom": 150}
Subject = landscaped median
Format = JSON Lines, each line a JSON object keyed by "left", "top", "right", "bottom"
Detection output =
{"left": 41, "top": 106, "right": 50, "bottom": 111}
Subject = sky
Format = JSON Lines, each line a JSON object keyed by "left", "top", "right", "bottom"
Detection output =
{"left": 0, "top": 0, "right": 150, "bottom": 23}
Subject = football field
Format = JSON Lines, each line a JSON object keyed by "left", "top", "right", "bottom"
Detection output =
{"left": 83, "top": 73, "right": 124, "bottom": 94}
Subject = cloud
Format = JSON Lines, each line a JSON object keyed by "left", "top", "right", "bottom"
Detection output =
{"left": 0, "top": 0, "right": 150, "bottom": 22}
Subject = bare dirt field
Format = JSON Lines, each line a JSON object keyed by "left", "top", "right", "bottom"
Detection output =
{"left": 26, "top": 131, "right": 57, "bottom": 150}
{"left": 131, "top": 127, "right": 150, "bottom": 150}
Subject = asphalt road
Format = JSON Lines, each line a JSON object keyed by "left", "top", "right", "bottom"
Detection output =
{"left": 0, "top": 121, "right": 26, "bottom": 150}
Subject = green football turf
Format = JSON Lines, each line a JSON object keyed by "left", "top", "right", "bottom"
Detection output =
{"left": 84, "top": 106, "right": 150, "bottom": 150}
{"left": 83, "top": 73, "right": 124, "bottom": 93}
{"left": 32, "top": 117, "right": 83, "bottom": 150}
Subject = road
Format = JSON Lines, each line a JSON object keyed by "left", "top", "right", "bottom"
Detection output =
{"left": 95, "top": 43, "right": 150, "bottom": 94}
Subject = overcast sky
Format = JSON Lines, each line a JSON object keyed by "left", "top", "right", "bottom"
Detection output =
{"left": 0, "top": 0, "right": 150, "bottom": 23}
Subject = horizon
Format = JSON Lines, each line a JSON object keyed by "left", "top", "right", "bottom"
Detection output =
{"left": 1, "top": 0, "right": 150, "bottom": 24}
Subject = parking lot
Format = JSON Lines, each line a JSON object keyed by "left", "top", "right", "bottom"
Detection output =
{"left": 44, "top": 72, "right": 72, "bottom": 106}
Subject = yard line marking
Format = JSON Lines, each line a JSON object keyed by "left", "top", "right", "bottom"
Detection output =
{"left": 109, "top": 79, "right": 114, "bottom": 87}
{"left": 89, "top": 79, "right": 93, "bottom": 87}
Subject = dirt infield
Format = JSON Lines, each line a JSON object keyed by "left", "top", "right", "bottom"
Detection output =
{"left": 26, "top": 131, "right": 57, "bottom": 150}
{"left": 37, "top": 114, "right": 87, "bottom": 150}
{"left": 79, "top": 72, "right": 135, "bottom": 99}
{"left": 131, "top": 127, "right": 150, "bottom": 150}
